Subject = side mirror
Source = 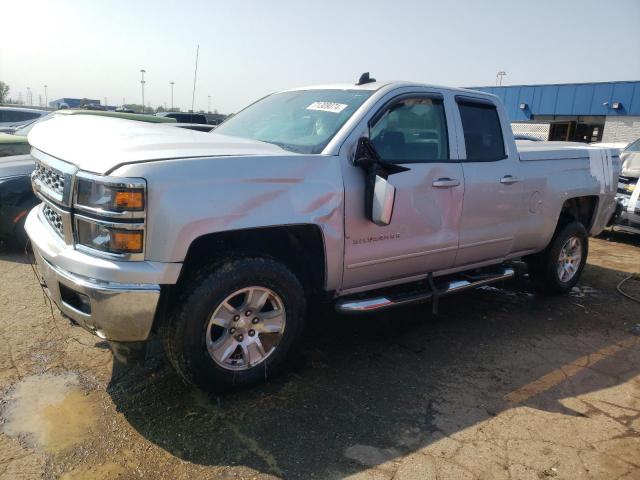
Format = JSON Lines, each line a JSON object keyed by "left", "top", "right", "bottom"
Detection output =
{"left": 354, "top": 137, "right": 409, "bottom": 226}
{"left": 371, "top": 175, "right": 396, "bottom": 226}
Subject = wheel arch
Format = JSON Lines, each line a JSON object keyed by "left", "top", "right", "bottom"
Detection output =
{"left": 179, "top": 224, "right": 328, "bottom": 296}
{"left": 557, "top": 195, "right": 599, "bottom": 231}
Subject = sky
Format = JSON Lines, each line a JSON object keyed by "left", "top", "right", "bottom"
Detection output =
{"left": 1, "top": 0, "right": 639, "bottom": 114}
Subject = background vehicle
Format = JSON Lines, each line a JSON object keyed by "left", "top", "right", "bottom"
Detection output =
{"left": 0, "top": 154, "right": 38, "bottom": 248}
{"left": 156, "top": 111, "right": 208, "bottom": 124}
{"left": 0, "top": 132, "right": 30, "bottom": 157}
{"left": 611, "top": 138, "right": 640, "bottom": 234}
{"left": 0, "top": 107, "right": 48, "bottom": 133}
{"left": 169, "top": 123, "right": 216, "bottom": 132}
{"left": 0, "top": 111, "right": 176, "bottom": 247}
{"left": 25, "top": 78, "right": 620, "bottom": 391}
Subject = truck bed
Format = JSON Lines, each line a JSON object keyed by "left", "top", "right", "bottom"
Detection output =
{"left": 516, "top": 140, "right": 620, "bottom": 162}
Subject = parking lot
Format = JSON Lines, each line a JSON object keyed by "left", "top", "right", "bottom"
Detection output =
{"left": 0, "top": 233, "right": 638, "bottom": 480}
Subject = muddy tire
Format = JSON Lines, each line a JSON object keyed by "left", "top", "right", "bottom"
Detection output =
{"left": 527, "top": 221, "right": 588, "bottom": 295}
{"left": 162, "top": 256, "right": 306, "bottom": 391}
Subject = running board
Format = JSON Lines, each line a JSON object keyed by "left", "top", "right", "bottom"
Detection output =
{"left": 335, "top": 267, "right": 515, "bottom": 314}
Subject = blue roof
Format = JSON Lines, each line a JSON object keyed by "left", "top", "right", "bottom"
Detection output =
{"left": 470, "top": 81, "right": 640, "bottom": 121}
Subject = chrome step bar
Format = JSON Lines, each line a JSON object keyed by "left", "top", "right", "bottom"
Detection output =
{"left": 335, "top": 267, "right": 515, "bottom": 314}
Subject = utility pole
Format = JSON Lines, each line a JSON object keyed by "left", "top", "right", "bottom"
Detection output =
{"left": 43, "top": 85, "right": 48, "bottom": 107}
{"left": 26, "top": 87, "right": 32, "bottom": 105}
{"left": 208, "top": 95, "right": 211, "bottom": 113}
{"left": 170, "top": 81, "right": 175, "bottom": 111}
{"left": 496, "top": 71, "right": 507, "bottom": 86}
{"left": 140, "top": 69, "right": 146, "bottom": 113}
{"left": 191, "top": 45, "right": 199, "bottom": 114}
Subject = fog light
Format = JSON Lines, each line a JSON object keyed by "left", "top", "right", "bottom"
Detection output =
{"left": 59, "top": 284, "right": 91, "bottom": 314}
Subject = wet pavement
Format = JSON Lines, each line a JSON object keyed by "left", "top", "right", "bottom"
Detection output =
{"left": 0, "top": 233, "right": 639, "bottom": 479}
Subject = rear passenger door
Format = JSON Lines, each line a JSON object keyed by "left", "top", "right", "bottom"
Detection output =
{"left": 454, "top": 97, "right": 523, "bottom": 266}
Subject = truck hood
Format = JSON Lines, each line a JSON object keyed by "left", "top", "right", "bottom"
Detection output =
{"left": 28, "top": 115, "right": 290, "bottom": 174}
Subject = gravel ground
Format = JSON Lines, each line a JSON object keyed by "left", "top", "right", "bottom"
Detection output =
{"left": 0, "top": 233, "right": 639, "bottom": 480}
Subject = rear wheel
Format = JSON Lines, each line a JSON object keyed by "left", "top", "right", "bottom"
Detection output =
{"left": 527, "top": 221, "right": 588, "bottom": 294}
{"left": 163, "top": 256, "right": 306, "bottom": 391}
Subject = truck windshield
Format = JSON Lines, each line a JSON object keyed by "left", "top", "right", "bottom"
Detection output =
{"left": 214, "top": 89, "right": 373, "bottom": 154}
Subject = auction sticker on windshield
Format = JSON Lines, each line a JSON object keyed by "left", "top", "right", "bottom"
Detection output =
{"left": 306, "top": 102, "right": 348, "bottom": 113}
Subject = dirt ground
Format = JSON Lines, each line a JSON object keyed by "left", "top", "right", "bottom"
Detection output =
{"left": 0, "top": 233, "right": 639, "bottom": 480}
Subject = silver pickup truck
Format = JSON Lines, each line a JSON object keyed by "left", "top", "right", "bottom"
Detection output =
{"left": 25, "top": 77, "right": 620, "bottom": 390}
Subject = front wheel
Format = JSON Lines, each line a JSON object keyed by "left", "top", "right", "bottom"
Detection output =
{"left": 163, "top": 257, "right": 306, "bottom": 391}
{"left": 527, "top": 221, "right": 588, "bottom": 294}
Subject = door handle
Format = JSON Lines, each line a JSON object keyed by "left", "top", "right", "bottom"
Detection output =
{"left": 432, "top": 178, "right": 460, "bottom": 188}
{"left": 500, "top": 175, "right": 519, "bottom": 185}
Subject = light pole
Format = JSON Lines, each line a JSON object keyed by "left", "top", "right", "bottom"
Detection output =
{"left": 208, "top": 95, "right": 211, "bottom": 113}
{"left": 496, "top": 71, "right": 507, "bottom": 86}
{"left": 43, "top": 85, "right": 48, "bottom": 107}
{"left": 26, "top": 87, "right": 32, "bottom": 105}
{"left": 140, "top": 69, "right": 146, "bottom": 113}
{"left": 170, "top": 81, "right": 175, "bottom": 111}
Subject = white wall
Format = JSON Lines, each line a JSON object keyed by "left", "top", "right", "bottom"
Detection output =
{"left": 511, "top": 122, "right": 550, "bottom": 141}
{"left": 602, "top": 116, "right": 640, "bottom": 144}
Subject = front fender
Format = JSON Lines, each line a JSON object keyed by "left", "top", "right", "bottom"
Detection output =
{"left": 113, "top": 154, "right": 345, "bottom": 291}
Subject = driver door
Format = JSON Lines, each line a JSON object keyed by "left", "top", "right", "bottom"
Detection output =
{"left": 341, "top": 93, "right": 464, "bottom": 291}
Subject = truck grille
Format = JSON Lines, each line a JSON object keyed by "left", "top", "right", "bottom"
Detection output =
{"left": 34, "top": 161, "right": 65, "bottom": 197}
{"left": 617, "top": 176, "right": 636, "bottom": 197}
{"left": 42, "top": 204, "right": 64, "bottom": 238}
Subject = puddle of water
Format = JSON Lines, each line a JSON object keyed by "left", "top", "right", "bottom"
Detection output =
{"left": 1, "top": 372, "right": 99, "bottom": 453}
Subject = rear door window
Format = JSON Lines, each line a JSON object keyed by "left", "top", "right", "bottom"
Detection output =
{"left": 457, "top": 101, "right": 506, "bottom": 161}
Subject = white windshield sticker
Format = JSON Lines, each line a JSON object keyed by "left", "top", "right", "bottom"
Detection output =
{"left": 306, "top": 102, "right": 348, "bottom": 113}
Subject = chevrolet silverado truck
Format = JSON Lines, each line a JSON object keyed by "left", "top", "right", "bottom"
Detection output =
{"left": 25, "top": 76, "right": 620, "bottom": 390}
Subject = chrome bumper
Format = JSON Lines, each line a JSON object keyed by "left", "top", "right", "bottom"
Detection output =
{"left": 33, "top": 248, "right": 160, "bottom": 341}
{"left": 613, "top": 210, "right": 640, "bottom": 234}
{"left": 25, "top": 207, "right": 172, "bottom": 342}
{"left": 612, "top": 193, "right": 640, "bottom": 234}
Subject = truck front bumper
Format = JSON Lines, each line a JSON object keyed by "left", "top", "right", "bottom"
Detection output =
{"left": 612, "top": 191, "right": 640, "bottom": 234}
{"left": 25, "top": 206, "right": 181, "bottom": 342}
{"left": 33, "top": 247, "right": 161, "bottom": 341}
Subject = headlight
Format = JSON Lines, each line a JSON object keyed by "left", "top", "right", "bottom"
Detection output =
{"left": 73, "top": 172, "right": 147, "bottom": 260}
{"left": 75, "top": 177, "right": 145, "bottom": 214}
{"left": 75, "top": 216, "right": 144, "bottom": 256}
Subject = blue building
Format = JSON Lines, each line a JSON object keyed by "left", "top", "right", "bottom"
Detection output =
{"left": 49, "top": 97, "right": 101, "bottom": 109}
{"left": 471, "top": 81, "right": 640, "bottom": 144}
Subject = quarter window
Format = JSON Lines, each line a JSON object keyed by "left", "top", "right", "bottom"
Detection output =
{"left": 370, "top": 97, "right": 449, "bottom": 163}
{"left": 458, "top": 101, "right": 506, "bottom": 161}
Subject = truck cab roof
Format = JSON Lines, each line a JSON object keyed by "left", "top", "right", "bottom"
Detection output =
{"left": 284, "top": 80, "right": 496, "bottom": 99}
